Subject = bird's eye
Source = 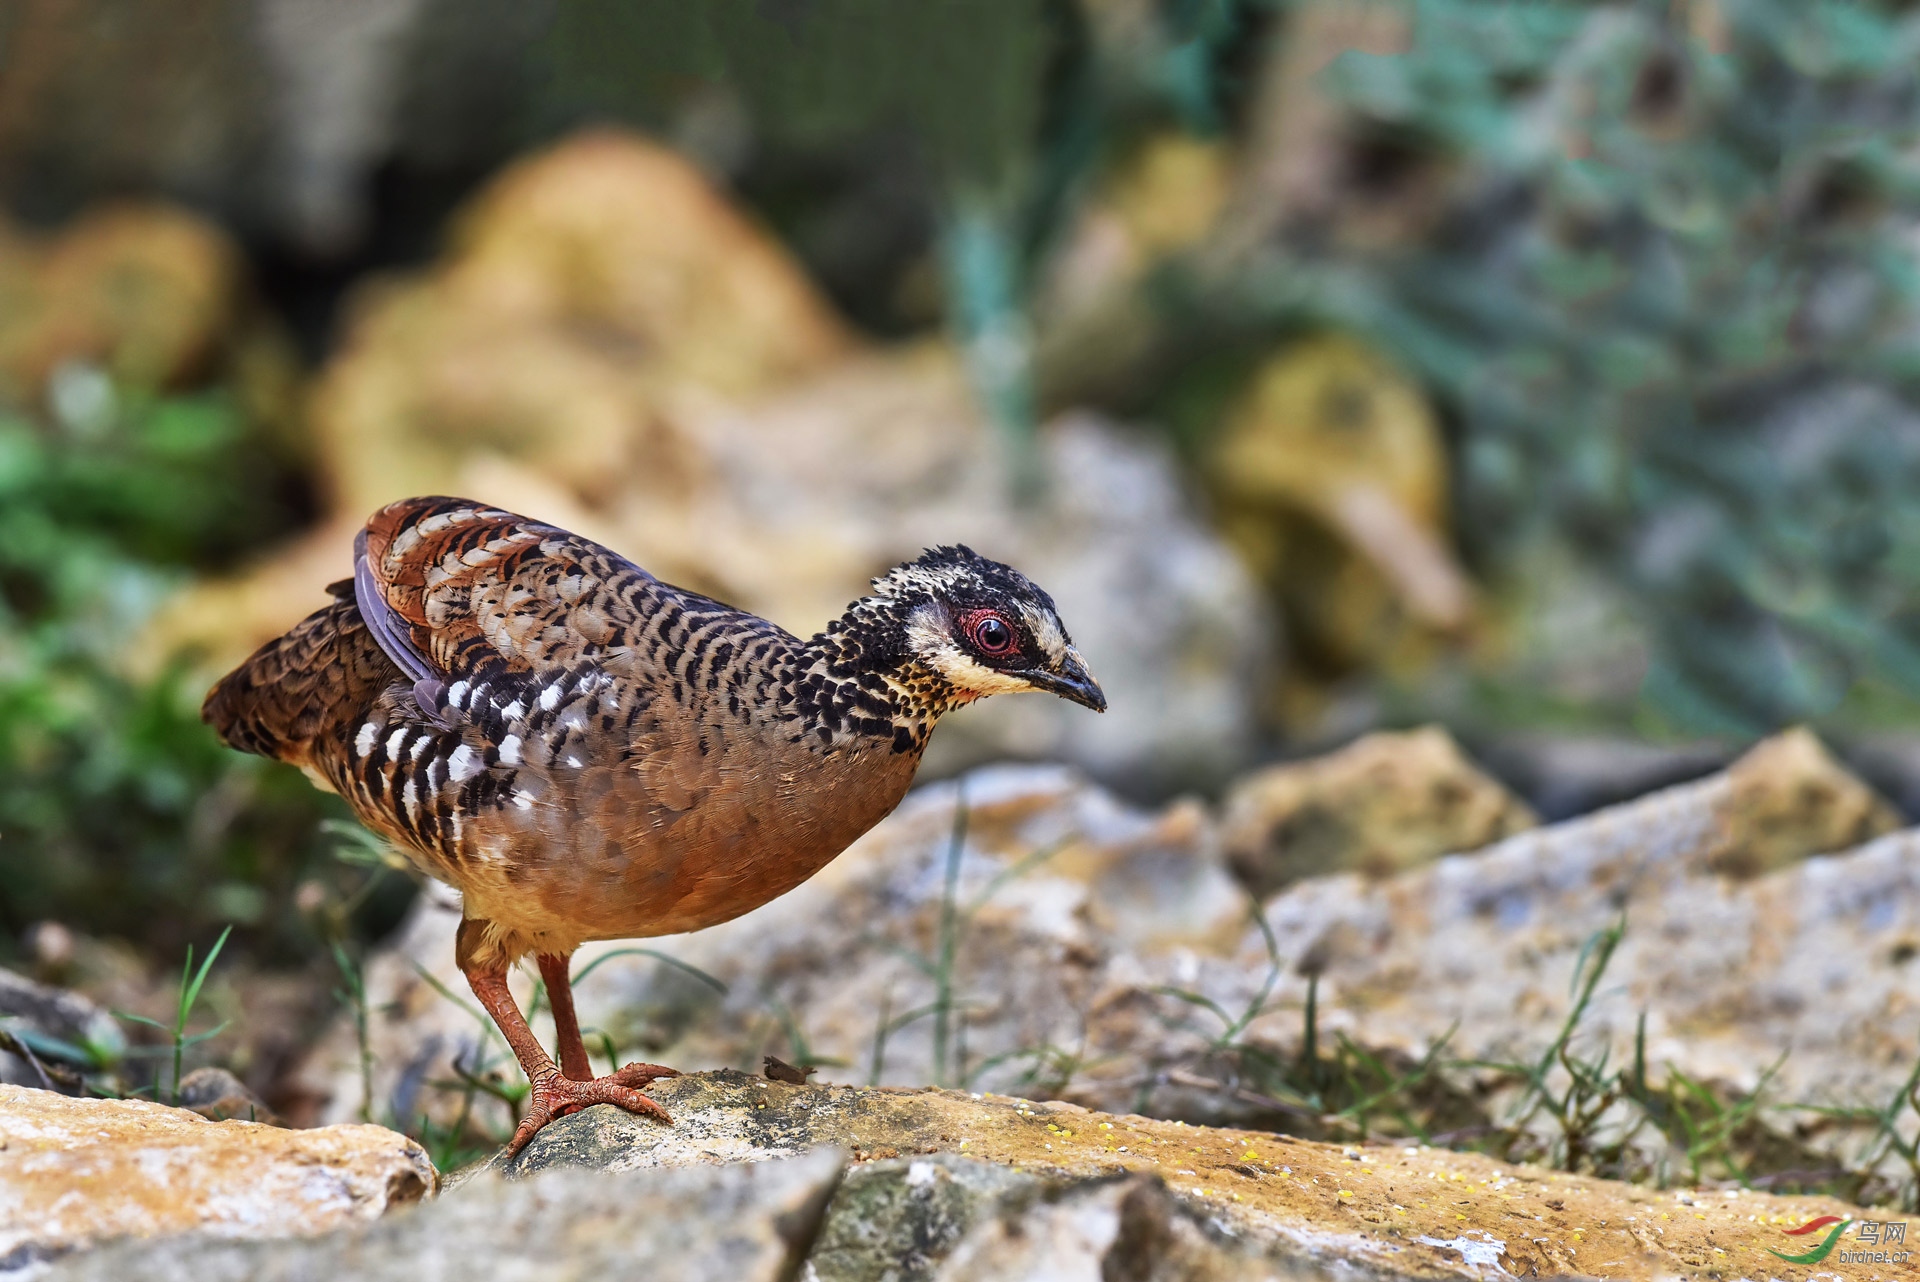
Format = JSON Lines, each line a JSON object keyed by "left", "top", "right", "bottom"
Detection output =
{"left": 969, "top": 613, "right": 1017, "bottom": 656}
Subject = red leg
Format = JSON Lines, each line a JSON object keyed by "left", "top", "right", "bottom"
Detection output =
{"left": 462, "top": 958, "right": 678, "bottom": 1157}
{"left": 536, "top": 952, "right": 594, "bottom": 1081}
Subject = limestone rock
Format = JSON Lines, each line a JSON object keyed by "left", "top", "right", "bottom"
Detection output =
{"left": 1035, "top": 132, "right": 1235, "bottom": 408}
{"left": 309, "top": 129, "right": 857, "bottom": 527}
{"left": 928, "top": 1173, "right": 1300, "bottom": 1282}
{"left": 1703, "top": 725, "right": 1902, "bottom": 877}
{"left": 1076, "top": 730, "right": 1919, "bottom": 1146}
{"left": 0, "top": 1085, "right": 434, "bottom": 1272}
{"left": 449, "top": 130, "right": 856, "bottom": 397}
{"left": 49, "top": 1148, "right": 840, "bottom": 1282}
{"left": 826, "top": 1161, "right": 1317, "bottom": 1282}
{"left": 502, "top": 1076, "right": 1323, "bottom": 1278}
{"left": 46, "top": 1071, "right": 1875, "bottom": 1279}
{"left": 1206, "top": 335, "right": 1469, "bottom": 707}
{"left": 1219, "top": 727, "right": 1536, "bottom": 897}
{"left": 177, "top": 1066, "right": 283, "bottom": 1126}
{"left": 807, "top": 1152, "right": 1035, "bottom": 1281}
{"left": 499, "top": 1071, "right": 1871, "bottom": 1282}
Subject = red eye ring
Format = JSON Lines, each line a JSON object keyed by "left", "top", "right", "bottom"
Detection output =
{"left": 963, "top": 610, "right": 1019, "bottom": 656}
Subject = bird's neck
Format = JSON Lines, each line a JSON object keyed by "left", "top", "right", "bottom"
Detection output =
{"left": 785, "top": 597, "right": 970, "bottom": 754}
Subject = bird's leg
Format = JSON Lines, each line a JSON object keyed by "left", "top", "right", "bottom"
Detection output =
{"left": 460, "top": 954, "right": 678, "bottom": 1157}
{"left": 535, "top": 952, "right": 593, "bottom": 1081}
{"left": 461, "top": 961, "right": 558, "bottom": 1081}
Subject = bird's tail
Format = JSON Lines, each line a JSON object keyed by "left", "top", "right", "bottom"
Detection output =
{"left": 202, "top": 583, "right": 401, "bottom": 765}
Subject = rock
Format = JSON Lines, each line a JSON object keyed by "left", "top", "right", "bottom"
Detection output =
{"left": 1219, "top": 727, "right": 1536, "bottom": 897}
{"left": 1206, "top": 335, "right": 1469, "bottom": 709}
{"left": 807, "top": 1153, "right": 1035, "bottom": 1281}
{"left": 502, "top": 1078, "right": 1313, "bottom": 1278}
{"left": 21, "top": 922, "right": 78, "bottom": 983}
{"left": 1074, "top": 730, "right": 1919, "bottom": 1158}
{"left": 495, "top": 1070, "right": 1872, "bottom": 1281}
{"left": 0, "top": 202, "right": 248, "bottom": 404}
{"left": 448, "top": 130, "right": 857, "bottom": 396}
{"left": 927, "top": 1173, "right": 1300, "bottom": 1282}
{"left": 822, "top": 1159, "right": 1315, "bottom": 1282}
{"left": 48, "top": 1148, "right": 841, "bottom": 1282}
{"left": 294, "top": 731, "right": 1914, "bottom": 1189}
{"left": 0, "top": 1085, "right": 434, "bottom": 1272}
{"left": 309, "top": 129, "right": 856, "bottom": 529}
{"left": 177, "top": 1066, "right": 283, "bottom": 1126}
{"left": 1035, "top": 132, "right": 1235, "bottom": 407}
{"left": 1702, "top": 726, "right": 1902, "bottom": 877}
{"left": 0, "top": 968, "right": 124, "bottom": 1094}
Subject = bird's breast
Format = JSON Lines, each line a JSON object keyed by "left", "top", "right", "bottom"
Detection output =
{"left": 420, "top": 722, "right": 924, "bottom": 945}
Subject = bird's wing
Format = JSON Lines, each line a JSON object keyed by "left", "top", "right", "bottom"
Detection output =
{"left": 357, "top": 496, "right": 667, "bottom": 687}
{"left": 354, "top": 496, "right": 794, "bottom": 732}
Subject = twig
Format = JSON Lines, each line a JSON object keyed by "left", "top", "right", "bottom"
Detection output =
{"left": 0, "top": 1026, "right": 75, "bottom": 1091}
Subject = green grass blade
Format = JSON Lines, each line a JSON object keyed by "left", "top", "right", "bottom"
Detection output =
{"left": 570, "top": 946, "right": 729, "bottom": 994}
{"left": 178, "top": 926, "right": 232, "bottom": 1029}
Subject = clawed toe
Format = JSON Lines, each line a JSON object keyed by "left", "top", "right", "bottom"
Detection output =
{"left": 596, "top": 1081, "right": 674, "bottom": 1122}
{"left": 504, "top": 1067, "right": 677, "bottom": 1157}
{"left": 607, "top": 1060, "right": 679, "bottom": 1087}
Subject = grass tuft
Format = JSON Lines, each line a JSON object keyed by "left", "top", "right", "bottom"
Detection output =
{"left": 113, "top": 925, "right": 232, "bottom": 1106}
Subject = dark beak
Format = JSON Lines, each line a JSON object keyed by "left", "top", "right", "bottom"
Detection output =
{"left": 1023, "top": 648, "right": 1107, "bottom": 713}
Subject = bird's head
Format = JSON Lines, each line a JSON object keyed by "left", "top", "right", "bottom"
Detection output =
{"left": 859, "top": 545, "right": 1107, "bottom": 713}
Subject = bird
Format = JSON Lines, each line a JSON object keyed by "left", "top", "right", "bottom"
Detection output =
{"left": 203, "top": 496, "right": 1105, "bottom": 1154}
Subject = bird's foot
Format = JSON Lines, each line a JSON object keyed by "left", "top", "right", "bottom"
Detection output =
{"left": 506, "top": 1062, "right": 679, "bottom": 1157}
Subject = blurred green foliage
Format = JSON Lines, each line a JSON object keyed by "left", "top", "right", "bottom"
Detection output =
{"left": 0, "top": 373, "right": 379, "bottom": 962}
{"left": 1014, "top": 0, "right": 1920, "bottom": 735}
{"left": 1303, "top": 0, "right": 1920, "bottom": 733}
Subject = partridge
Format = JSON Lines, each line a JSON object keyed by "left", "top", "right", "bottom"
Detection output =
{"left": 204, "top": 496, "right": 1105, "bottom": 1153}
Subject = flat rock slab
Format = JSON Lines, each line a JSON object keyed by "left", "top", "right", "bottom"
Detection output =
{"left": 47, "top": 1148, "right": 839, "bottom": 1282}
{"left": 0, "top": 1085, "right": 434, "bottom": 1272}
{"left": 494, "top": 1070, "right": 1884, "bottom": 1280}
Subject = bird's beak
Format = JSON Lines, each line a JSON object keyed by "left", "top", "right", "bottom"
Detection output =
{"left": 1023, "top": 648, "right": 1107, "bottom": 712}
